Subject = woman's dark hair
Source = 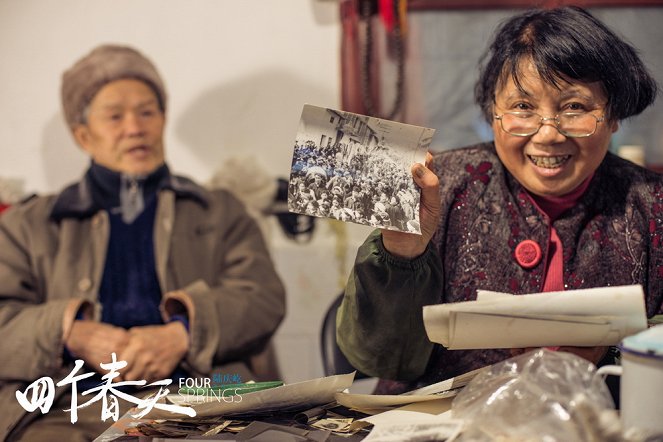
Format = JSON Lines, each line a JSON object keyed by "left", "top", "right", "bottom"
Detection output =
{"left": 475, "top": 6, "right": 658, "bottom": 122}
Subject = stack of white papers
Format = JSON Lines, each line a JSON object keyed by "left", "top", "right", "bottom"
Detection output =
{"left": 423, "top": 285, "right": 647, "bottom": 349}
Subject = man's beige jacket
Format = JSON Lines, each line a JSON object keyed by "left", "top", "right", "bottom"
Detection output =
{"left": 0, "top": 173, "right": 286, "bottom": 438}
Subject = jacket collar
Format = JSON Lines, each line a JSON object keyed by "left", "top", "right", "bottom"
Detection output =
{"left": 50, "top": 163, "right": 209, "bottom": 221}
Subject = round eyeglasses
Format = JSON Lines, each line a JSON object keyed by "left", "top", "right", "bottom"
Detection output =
{"left": 494, "top": 111, "right": 605, "bottom": 138}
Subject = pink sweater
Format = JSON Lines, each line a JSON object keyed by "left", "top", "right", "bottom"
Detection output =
{"left": 526, "top": 175, "right": 594, "bottom": 292}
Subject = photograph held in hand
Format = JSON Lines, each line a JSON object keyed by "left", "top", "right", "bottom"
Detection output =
{"left": 288, "top": 104, "right": 434, "bottom": 234}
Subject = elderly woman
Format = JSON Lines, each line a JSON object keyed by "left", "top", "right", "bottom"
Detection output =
{"left": 337, "top": 6, "right": 662, "bottom": 398}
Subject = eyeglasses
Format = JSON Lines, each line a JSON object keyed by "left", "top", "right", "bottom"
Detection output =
{"left": 494, "top": 111, "right": 605, "bottom": 138}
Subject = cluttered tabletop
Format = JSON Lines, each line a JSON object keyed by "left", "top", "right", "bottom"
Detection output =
{"left": 94, "top": 318, "right": 663, "bottom": 442}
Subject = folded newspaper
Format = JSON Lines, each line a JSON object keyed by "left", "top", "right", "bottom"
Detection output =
{"left": 423, "top": 284, "right": 647, "bottom": 349}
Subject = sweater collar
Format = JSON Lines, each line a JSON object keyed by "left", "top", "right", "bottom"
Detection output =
{"left": 526, "top": 173, "right": 594, "bottom": 221}
{"left": 50, "top": 162, "right": 209, "bottom": 221}
{"left": 88, "top": 162, "right": 168, "bottom": 211}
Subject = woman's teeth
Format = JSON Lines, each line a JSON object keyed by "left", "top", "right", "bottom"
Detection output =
{"left": 528, "top": 155, "right": 570, "bottom": 168}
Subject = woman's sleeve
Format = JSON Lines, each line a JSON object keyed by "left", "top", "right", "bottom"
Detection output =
{"left": 336, "top": 230, "right": 444, "bottom": 380}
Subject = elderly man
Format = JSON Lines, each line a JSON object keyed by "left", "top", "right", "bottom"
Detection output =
{"left": 0, "top": 45, "right": 285, "bottom": 441}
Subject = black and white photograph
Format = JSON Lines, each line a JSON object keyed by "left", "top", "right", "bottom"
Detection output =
{"left": 287, "top": 104, "right": 435, "bottom": 234}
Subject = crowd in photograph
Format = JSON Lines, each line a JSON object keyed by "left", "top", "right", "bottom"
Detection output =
{"left": 288, "top": 139, "right": 420, "bottom": 232}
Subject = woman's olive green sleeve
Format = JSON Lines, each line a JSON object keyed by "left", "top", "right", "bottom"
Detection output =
{"left": 336, "top": 230, "right": 444, "bottom": 380}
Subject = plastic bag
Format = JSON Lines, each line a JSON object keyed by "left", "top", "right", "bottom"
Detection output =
{"left": 450, "top": 349, "right": 622, "bottom": 442}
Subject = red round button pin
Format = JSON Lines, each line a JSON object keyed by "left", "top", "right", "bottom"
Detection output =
{"left": 515, "top": 240, "right": 542, "bottom": 269}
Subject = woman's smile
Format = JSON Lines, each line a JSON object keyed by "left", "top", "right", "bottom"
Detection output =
{"left": 527, "top": 154, "right": 571, "bottom": 169}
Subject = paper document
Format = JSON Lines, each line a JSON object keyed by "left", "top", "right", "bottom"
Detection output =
{"left": 335, "top": 390, "right": 456, "bottom": 412}
{"left": 423, "top": 284, "right": 647, "bottom": 349}
{"left": 358, "top": 409, "right": 462, "bottom": 442}
{"left": 144, "top": 373, "right": 354, "bottom": 419}
{"left": 336, "top": 367, "right": 483, "bottom": 414}
{"left": 403, "top": 366, "right": 486, "bottom": 396}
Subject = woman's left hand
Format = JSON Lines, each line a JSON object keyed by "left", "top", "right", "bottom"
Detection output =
{"left": 381, "top": 152, "right": 441, "bottom": 258}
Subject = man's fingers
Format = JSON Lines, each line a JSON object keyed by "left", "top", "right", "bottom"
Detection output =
{"left": 117, "top": 340, "right": 141, "bottom": 381}
{"left": 117, "top": 325, "right": 188, "bottom": 382}
{"left": 66, "top": 321, "right": 130, "bottom": 369}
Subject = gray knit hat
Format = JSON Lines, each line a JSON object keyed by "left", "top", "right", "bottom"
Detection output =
{"left": 61, "top": 44, "right": 167, "bottom": 130}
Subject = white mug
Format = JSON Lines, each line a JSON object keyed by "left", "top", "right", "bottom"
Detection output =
{"left": 597, "top": 325, "right": 663, "bottom": 435}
